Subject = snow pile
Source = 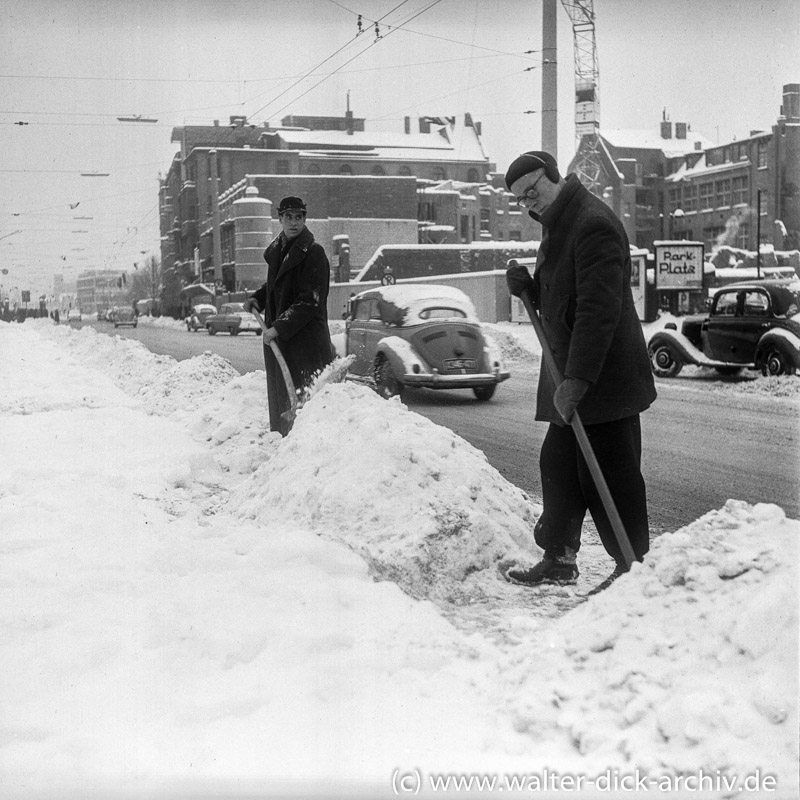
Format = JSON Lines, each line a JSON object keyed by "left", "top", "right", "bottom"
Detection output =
{"left": 506, "top": 500, "right": 799, "bottom": 788}
{"left": 1, "top": 320, "right": 798, "bottom": 799}
{"left": 234, "top": 380, "right": 541, "bottom": 604}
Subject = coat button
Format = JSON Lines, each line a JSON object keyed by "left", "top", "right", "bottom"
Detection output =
{"left": 544, "top": 283, "right": 550, "bottom": 290}
{"left": 545, "top": 315, "right": 551, "bottom": 322}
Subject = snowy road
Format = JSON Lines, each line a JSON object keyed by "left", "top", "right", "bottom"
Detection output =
{"left": 89, "top": 320, "right": 800, "bottom": 529}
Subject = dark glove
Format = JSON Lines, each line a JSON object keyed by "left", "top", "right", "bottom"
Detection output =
{"left": 553, "top": 377, "right": 591, "bottom": 423}
{"left": 506, "top": 265, "right": 535, "bottom": 299}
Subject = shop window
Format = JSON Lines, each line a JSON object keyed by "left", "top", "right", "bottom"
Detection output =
{"left": 339, "top": 164, "right": 353, "bottom": 174}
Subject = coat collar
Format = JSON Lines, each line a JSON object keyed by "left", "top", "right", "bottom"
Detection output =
{"left": 538, "top": 173, "right": 584, "bottom": 229}
{"left": 274, "top": 226, "right": 315, "bottom": 279}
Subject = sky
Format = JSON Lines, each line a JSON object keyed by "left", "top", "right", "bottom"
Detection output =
{"left": 1, "top": 0, "right": 798, "bottom": 299}
{"left": 1, "top": 315, "right": 797, "bottom": 798}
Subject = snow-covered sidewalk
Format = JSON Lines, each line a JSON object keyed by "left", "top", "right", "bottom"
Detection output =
{"left": 1, "top": 319, "right": 797, "bottom": 800}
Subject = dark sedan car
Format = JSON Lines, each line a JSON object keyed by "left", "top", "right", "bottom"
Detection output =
{"left": 345, "top": 284, "right": 510, "bottom": 400}
{"left": 648, "top": 279, "right": 800, "bottom": 377}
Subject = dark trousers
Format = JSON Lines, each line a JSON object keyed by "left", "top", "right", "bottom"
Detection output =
{"left": 535, "top": 414, "right": 650, "bottom": 566}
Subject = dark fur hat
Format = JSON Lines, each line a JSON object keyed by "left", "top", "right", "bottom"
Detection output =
{"left": 504, "top": 151, "right": 561, "bottom": 189}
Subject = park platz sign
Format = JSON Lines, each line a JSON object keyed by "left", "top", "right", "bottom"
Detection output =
{"left": 653, "top": 241, "right": 705, "bottom": 290}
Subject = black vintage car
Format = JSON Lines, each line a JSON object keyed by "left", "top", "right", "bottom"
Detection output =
{"left": 648, "top": 279, "right": 800, "bottom": 377}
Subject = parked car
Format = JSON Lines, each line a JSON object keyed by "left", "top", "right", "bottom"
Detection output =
{"left": 113, "top": 307, "right": 138, "bottom": 328}
{"left": 206, "top": 302, "right": 261, "bottom": 335}
{"left": 648, "top": 279, "right": 800, "bottom": 378}
{"left": 345, "top": 284, "right": 510, "bottom": 400}
{"left": 186, "top": 303, "right": 217, "bottom": 332}
{"left": 67, "top": 309, "right": 82, "bottom": 323}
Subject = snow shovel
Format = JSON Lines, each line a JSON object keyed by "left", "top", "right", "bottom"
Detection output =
{"left": 519, "top": 289, "right": 637, "bottom": 570}
{"left": 250, "top": 308, "right": 298, "bottom": 425}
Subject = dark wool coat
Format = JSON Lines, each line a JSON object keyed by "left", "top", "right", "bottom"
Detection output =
{"left": 252, "top": 226, "right": 334, "bottom": 433}
{"left": 532, "top": 174, "right": 657, "bottom": 424}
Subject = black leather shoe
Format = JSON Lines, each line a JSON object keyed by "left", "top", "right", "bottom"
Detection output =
{"left": 504, "top": 556, "right": 579, "bottom": 586}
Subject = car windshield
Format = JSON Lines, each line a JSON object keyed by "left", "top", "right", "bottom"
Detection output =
{"left": 227, "top": 303, "right": 245, "bottom": 313}
{"left": 770, "top": 284, "right": 800, "bottom": 319}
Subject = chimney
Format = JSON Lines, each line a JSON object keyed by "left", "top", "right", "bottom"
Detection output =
{"left": 419, "top": 117, "right": 431, "bottom": 134}
{"left": 464, "top": 112, "right": 473, "bottom": 127}
{"left": 675, "top": 122, "right": 687, "bottom": 139}
{"left": 404, "top": 116, "right": 410, "bottom": 134}
{"left": 213, "top": 120, "right": 219, "bottom": 127}
{"left": 660, "top": 120, "right": 672, "bottom": 139}
{"left": 345, "top": 90, "right": 354, "bottom": 136}
{"left": 781, "top": 83, "right": 800, "bottom": 123}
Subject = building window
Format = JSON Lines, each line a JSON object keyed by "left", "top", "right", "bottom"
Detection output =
{"left": 668, "top": 187, "right": 680, "bottom": 211}
{"left": 276, "top": 159, "right": 290, "bottom": 175}
{"left": 431, "top": 167, "right": 446, "bottom": 181}
{"left": 306, "top": 163, "right": 321, "bottom": 175}
{"left": 683, "top": 184, "right": 697, "bottom": 212}
{"left": 737, "top": 221, "right": 749, "bottom": 248}
{"left": 757, "top": 140, "right": 768, "bottom": 168}
{"left": 480, "top": 208, "right": 490, "bottom": 233}
{"left": 460, "top": 215, "right": 469, "bottom": 242}
{"left": 509, "top": 230, "right": 522, "bottom": 241}
{"left": 732, "top": 175, "right": 748, "bottom": 205}
{"left": 715, "top": 179, "right": 731, "bottom": 208}
{"left": 419, "top": 201, "right": 435, "bottom": 222}
{"left": 699, "top": 182, "right": 713, "bottom": 210}
{"left": 339, "top": 164, "right": 353, "bottom": 174}
{"left": 370, "top": 165, "right": 385, "bottom": 175}
{"left": 398, "top": 165, "right": 412, "bottom": 176}
{"left": 467, "top": 168, "right": 480, "bottom": 182}
{"left": 738, "top": 143, "right": 748, "bottom": 161}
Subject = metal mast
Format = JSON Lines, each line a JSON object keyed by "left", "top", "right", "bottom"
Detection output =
{"left": 560, "top": 0, "right": 601, "bottom": 192}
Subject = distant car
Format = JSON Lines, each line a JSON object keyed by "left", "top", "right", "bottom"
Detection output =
{"left": 67, "top": 309, "right": 82, "bottom": 322}
{"left": 113, "top": 307, "right": 138, "bottom": 328}
{"left": 186, "top": 303, "right": 218, "bottom": 332}
{"left": 648, "top": 279, "right": 800, "bottom": 377}
{"left": 345, "top": 284, "right": 510, "bottom": 400}
{"left": 206, "top": 302, "right": 261, "bottom": 335}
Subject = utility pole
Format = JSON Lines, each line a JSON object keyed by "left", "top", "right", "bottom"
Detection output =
{"left": 756, "top": 189, "right": 762, "bottom": 278}
{"left": 541, "top": 0, "right": 558, "bottom": 157}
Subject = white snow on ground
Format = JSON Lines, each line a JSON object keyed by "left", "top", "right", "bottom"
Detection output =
{"left": 1, "top": 318, "right": 798, "bottom": 800}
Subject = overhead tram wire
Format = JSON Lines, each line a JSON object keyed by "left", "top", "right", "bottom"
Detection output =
{"left": 259, "top": 0, "right": 445, "bottom": 123}
{"left": 247, "top": 0, "right": 421, "bottom": 121}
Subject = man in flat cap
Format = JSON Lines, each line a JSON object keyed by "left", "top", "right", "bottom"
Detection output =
{"left": 504, "top": 151, "right": 656, "bottom": 589}
{"left": 245, "top": 196, "right": 334, "bottom": 436}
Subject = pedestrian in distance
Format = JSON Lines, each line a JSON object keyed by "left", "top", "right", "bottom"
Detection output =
{"left": 504, "top": 151, "right": 657, "bottom": 590}
{"left": 243, "top": 196, "right": 334, "bottom": 437}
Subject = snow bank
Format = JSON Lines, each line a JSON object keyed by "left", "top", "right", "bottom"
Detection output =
{"left": 1, "top": 319, "right": 798, "bottom": 799}
{"left": 234, "top": 380, "right": 540, "bottom": 604}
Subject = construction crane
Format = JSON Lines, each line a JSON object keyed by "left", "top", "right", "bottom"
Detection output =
{"left": 560, "top": 0, "right": 602, "bottom": 193}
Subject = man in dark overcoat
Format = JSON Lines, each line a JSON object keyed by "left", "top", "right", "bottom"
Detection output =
{"left": 244, "top": 196, "right": 334, "bottom": 436}
{"left": 505, "top": 151, "right": 657, "bottom": 588}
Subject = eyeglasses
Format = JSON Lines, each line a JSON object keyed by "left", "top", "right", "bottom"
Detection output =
{"left": 515, "top": 173, "right": 547, "bottom": 206}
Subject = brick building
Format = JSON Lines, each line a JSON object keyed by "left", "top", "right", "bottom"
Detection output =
{"left": 159, "top": 108, "right": 527, "bottom": 305}
{"left": 568, "top": 84, "right": 800, "bottom": 254}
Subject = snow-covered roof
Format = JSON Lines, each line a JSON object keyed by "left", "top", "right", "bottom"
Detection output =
{"left": 601, "top": 127, "right": 712, "bottom": 157}
{"left": 273, "top": 117, "right": 488, "bottom": 163}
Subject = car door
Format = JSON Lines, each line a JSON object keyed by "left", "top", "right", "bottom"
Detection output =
{"left": 703, "top": 289, "right": 745, "bottom": 362}
{"left": 736, "top": 289, "right": 773, "bottom": 360}
{"left": 346, "top": 298, "right": 374, "bottom": 376}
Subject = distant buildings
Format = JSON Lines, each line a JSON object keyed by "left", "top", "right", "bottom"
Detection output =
{"left": 75, "top": 270, "right": 127, "bottom": 314}
{"left": 158, "top": 86, "right": 798, "bottom": 311}
{"left": 568, "top": 83, "right": 800, "bottom": 253}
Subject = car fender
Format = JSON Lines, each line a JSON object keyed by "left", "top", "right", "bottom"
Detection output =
{"left": 648, "top": 329, "right": 706, "bottom": 367}
{"left": 756, "top": 328, "right": 800, "bottom": 367}
{"left": 376, "top": 335, "right": 429, "bottom": 377}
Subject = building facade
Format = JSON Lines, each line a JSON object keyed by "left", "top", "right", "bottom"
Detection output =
{"left": 568, "top": 84, "right": 800, "bottom": 254}
{"left": 76, "top": 270, "right": 127, "bottom": 314}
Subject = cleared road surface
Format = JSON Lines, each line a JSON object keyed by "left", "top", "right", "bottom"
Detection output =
{"left": 91, "top": 321, "right": 800, "bottom": 531}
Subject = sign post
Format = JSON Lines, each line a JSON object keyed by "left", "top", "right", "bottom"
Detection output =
{"left": 653, "top": 240, "right": 704, "bottom": 314}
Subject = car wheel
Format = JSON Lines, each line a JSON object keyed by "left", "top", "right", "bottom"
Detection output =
{"left": 761, "top": 345, "right": 796, "bottom": 377}
{"left": 229, "top": 327, "right": 239, "bottom": 336}
{"left": 472, "top": 385, "right": 496, "bottom": 401}
{"left": 207, "top": 326, "right": 216, "bottom": 335}
{"left": 374, "top": 355, "right": 404, "bottom": 400}
{"left": 648, "top": 342, "right": 683, "bottom": 378}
